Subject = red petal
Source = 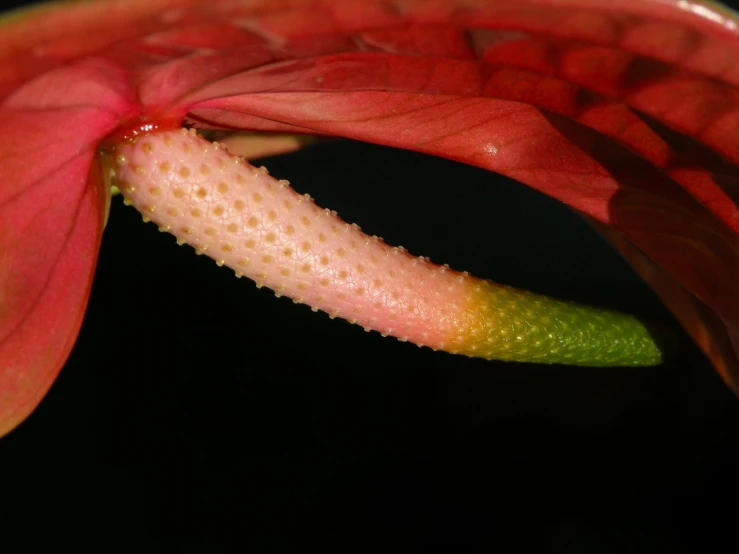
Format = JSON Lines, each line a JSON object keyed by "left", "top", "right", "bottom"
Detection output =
{"left": 0, "top": 59, "right": 134, "bottom": 436}
{"left": 588, "top": 217, "right": 739, "bottom": 396}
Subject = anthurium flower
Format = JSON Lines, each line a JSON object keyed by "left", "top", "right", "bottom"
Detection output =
{"left": 1, "top": 0, "right": 739, "bottom": 438}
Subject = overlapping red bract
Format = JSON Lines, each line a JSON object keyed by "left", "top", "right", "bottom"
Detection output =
{"left": 1, "top": 0, "right": 738, "bottom": 434}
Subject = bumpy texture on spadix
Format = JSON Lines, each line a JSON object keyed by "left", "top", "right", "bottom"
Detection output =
{"left": 104, "top": 128, "right": 665, "bottom": 367}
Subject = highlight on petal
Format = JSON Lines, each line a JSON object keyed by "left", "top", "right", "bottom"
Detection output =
{"left": 105, "top": 128, "right": 667, "bottom": 366}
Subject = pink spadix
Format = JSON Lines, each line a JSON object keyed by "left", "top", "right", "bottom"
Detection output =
{"left": 104, "top": 128, "right": 665, "bottom": 366}
{"left": 107, "top": 128, "right": 471, "bottom": 350}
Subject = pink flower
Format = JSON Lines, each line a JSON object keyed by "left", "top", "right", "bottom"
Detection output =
{"left": 2, "top": 0, "right": 738, "bottom": 437}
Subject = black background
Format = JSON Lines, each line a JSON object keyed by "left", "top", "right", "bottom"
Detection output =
{"left": 2, "top": 1, "right": 739, "bottom": 552}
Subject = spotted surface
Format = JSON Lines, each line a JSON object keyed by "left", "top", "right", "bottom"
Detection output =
{"left": 104, "top": 128, "right": 664, "bottom": 366}
{"left": 463, "top": 282, "right": 665, "bottom": 366}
